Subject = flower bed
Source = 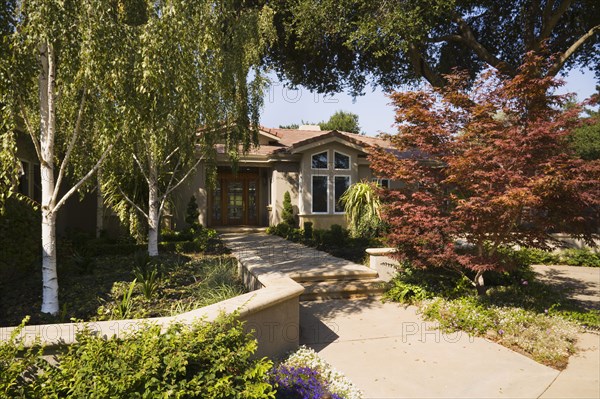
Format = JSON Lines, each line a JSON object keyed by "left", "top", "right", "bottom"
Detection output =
{"left": 271, "top": 346, "right": 363, "bottom": 399}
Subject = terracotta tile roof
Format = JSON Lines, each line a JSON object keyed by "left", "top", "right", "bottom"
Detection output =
{"left": 257, "top": 127, "right": 391, "bottom": 152}
{"left": 214, "top": 126, "right": 392, "bottom": 159}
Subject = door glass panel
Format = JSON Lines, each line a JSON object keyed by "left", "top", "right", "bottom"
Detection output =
{"left": 212, "top": 180, "right": 221, "bottom": 223}
{"left": 228, "top": 182, "right": 243, "bottom": 221}
{"left": 248, "top": 180, "right": 257, "bottom": 221}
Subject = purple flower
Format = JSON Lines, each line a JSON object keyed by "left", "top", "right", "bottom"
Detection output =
{"left": 270, "top": 364, "right": 334, "bottom": 399}
{"left": 498, "top": 329, "right": 504, "bottom": 335}
{"left": 521, "top": 279, "right": 528, "bottom": 286}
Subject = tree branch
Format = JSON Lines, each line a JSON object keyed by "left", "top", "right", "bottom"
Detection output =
{"left": 133, "top": 153, "right": 151, "bottom": 184}
{"left": 453, "top": 15, "right": 518, "bottom": 76}
{"left": 117, "top": 185, "right": 149, "bottom": 220}
{"left": 407, "top": 43, "right": 445, "bottom": 88}
{"left": 163, "top": 146, "right": 180, "bottom": 165}
{"left": 53, "top": 87, "right": 87, "bottom": 205}
{"left": 159, "top": 157, "right": 203, "bottom": 215}
{"left": 547, "top": 24, "right": 600, "bottom": 77}
{"left": 16, "top": 96, "right": 43, "bottom": 163}
{"left": 427, "top": 34, "right": 463, "bottom": 43}
{"left": 540, "top": 0, "right": 574, "bottom": 42}
{"left": 53, "top": 135, "right": 119, "bottom": 213}
{"left": 524, "top": 0, "right": 540, "bottom": 51}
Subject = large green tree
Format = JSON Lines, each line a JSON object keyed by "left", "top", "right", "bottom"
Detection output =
{"left": 266, "top": 0, "right": 600, "bottom": 93}
{"left": 319, "top": 110, "right": 361, "bottom": 134}
{"left": 2, "top": 0, "right": 133, "bottom": 315}
{"left": 101, "top": 0, "right": 274, "bottom": 256}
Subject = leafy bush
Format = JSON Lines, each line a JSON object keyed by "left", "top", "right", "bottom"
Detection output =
{"left": 515, "top": 247, "right": 561, "bottom": 265}
{"left": 303, "top": 222, "right": 313, "bottom": 240}
{"left": 0, "top": 314, "right": 275, "bottom": 398}
{"left": 282, "top": 191, "right": 296, "bottom": 227}
{"left": 185, "top": 195, "right": 201, "bottom": 228}
{"left": 504, "top": 246, "right": 599, "bottom": 267}
{"left": 561, "top": 248, "right": 600, "bottom": 267}
{"left": 0, "top": 197, "right": 41, "bottom": 279}
{"left": 0, "top": 318, "right": 44, "bottom": 398}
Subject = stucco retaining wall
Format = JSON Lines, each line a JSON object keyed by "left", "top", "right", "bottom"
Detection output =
{"left": 365, "top": 248, "right": 400, "bottom": 282}
{"left": 0, "top": 257, "right": 304, "bottom": 360}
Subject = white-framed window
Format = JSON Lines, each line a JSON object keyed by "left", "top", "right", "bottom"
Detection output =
{"left": 334, "top": 151, "right": 350, "bottom": 170}
{"left": 311, "top": 151, "right": 328, "bottom": 169}
{"left": 371, "top": 178, "right": 389, "bottom": 188}
{"left": 334, "top": 175, "right": 350, "bottom": 213}
{"left": 311, "top": 175, "right": 328, "bottom": 213}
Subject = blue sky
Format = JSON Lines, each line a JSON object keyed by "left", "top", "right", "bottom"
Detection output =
{"left": 260, "top": 68, "right": 599, "bottom": 136}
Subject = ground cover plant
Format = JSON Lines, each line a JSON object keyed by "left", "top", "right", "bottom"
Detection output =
{"left": 0, "top": 248, "right": 245, "bottom": 327}
{"left": 270, "top": 346, "right": 363, "bottom": 399}
{"left": 0, "top": 314, "right": 274, "bottom": 398}
{"left": 385, "top": 264, "right": 599, "bottom": 369}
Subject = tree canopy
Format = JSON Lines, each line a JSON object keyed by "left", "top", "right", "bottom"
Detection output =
{"left": 100, "top": 0, "right": 274, "bottom": 256}
{"left": 266, "top": 0, "right": 600, "bottom": 93}
{"left": 319, "top": 110, "right": 361, "bottom": 134}
{"left": 369, "top": 54, "right": 600, "bottom": 293}
{"left": 278, "top": 110, "right": 362, "bottom": 133}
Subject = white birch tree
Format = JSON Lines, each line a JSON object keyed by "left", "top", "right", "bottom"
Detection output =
{"left": 4, "top": 0, "right": 133, "bottom": 314}
{"left": 102, "top": 0, "right": 274, "bottom": 256}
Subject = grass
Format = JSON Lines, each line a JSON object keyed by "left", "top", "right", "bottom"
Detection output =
{"left": 384, "top": 266, "right": 599, "bottom": 369}
{"left": 0, "top": 252, "right": 246, "bottom": 327}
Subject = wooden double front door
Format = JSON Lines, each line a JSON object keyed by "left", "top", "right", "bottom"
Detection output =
{"left": 211, "top": 173, "right": 259, "bottom": 226}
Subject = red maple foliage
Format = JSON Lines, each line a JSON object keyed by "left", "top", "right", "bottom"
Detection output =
{"left": 369, "top": 54, "right": 600, "bottom": 294}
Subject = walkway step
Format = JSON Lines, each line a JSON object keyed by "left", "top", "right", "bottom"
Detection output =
{"left": 290, "top": 269, "right": 379, "bottom": 283}
{"left": 300, "top": 279, "right": 387, "bottom": 301}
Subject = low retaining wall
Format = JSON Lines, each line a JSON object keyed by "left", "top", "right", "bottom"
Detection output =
{"left": 0, "top": 256, "right": 304, "bottom": 360}
{"left": 365, "top": 248, "right": 400, "bottom": 282}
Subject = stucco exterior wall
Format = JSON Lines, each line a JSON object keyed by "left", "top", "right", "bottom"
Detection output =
{"left": 297, "top": 142, "right": 363, "bottom": 228}
{"left": 269, "top": 161, "right": 300, "bottom": 226}
{"left": 172, "top": 163, "right": 208, "bottom": 229}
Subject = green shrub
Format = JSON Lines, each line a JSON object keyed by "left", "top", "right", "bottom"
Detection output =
{"left": 0, "top": 318, "right": 44, "bottom": 398}
{"left": 281, "top": 191, "right": 295, "bottom": 227}
{"left": 303, "top": 222, "right": 313, "bottom": 241}
{"left": 384, "top": 280, "right": 432, "bottom": 304}
{"left": 185, "top": 195, "right": 201, "bottom": 228}
{"left": 561, "top": 248, "right": 600, "bottom": 267}
{"left": 0, "top": 315, "right": 275, "bottom": 398}
{"left": 517, "top": 247, "right": 561, "bottom": 265}
{"left": 0, "top": 198, "right": 41, "bottom": 279}
{"left": 161, "top": 229, "right": 194, "bottom": 242}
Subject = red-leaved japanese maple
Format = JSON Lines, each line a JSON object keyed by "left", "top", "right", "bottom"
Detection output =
{"left": 370, "top": 54, "right": 600, "bottom": 294}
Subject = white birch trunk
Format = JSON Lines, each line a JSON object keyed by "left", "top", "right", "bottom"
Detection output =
{"left": 96, "top": 169, "right": 104, "bottom": 238}
{"left": 147, "top": 157, "right": 160, "bottom": 256}
{"left": 40, "top": 42, "right": 59, "bottom": 315}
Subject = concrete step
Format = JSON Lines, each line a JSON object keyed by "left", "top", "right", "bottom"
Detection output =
{"left": 290, "top": 268, "right": 379, "bottom": 283}
{"left": 300, "top": 279, "right": 387, "bottom": 301}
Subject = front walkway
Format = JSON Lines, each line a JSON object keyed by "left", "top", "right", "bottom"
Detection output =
{"left": 223, "top": 233, "right": 599, "bottom": 398}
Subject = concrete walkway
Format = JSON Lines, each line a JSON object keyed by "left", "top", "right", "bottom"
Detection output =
{"left": 300, "top": 299, "right": 560, "bottom": 399}
{"left": 223, "top": 233, "right": 600, "bottom": 398}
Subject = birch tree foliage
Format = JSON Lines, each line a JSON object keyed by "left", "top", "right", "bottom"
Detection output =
{"left": 101, "top": 0, "right": 274, "bottom": 256}
{"left": 4, "top": 0, "right": 135, "bottom": 315}
{"left": 0, "top": 0, "right": 20, "bottom": 213}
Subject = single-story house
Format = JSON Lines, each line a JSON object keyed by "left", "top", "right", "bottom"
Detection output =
{"left": 172, "top": 125, "right": 398, "bottom": 230}
{"left": 12, "top": 124, "right": 397, "bottom": 235}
